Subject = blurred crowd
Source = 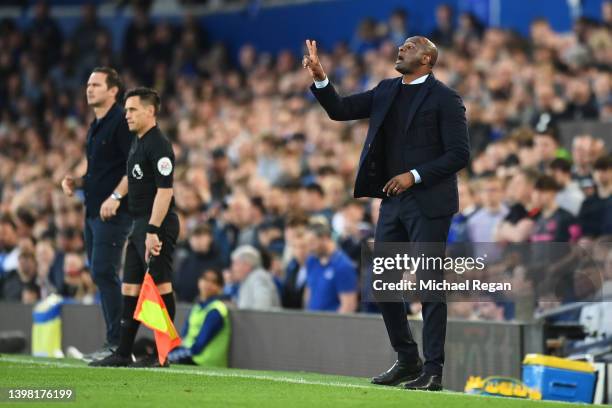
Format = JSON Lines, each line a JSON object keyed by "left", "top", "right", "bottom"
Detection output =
{"left": 0, "top": 2, "right": 610, "bottom": 322}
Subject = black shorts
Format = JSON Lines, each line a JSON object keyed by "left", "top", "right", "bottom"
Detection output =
{"left": 123, "top": 212, "right": 179, "bottom": 285}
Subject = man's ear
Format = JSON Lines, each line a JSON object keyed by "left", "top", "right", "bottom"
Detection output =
{"left": 148, "top": 104, "right": 155, "bottom": 116}
{"left": 109, "top": 86, "right": 119, "bottom": 99}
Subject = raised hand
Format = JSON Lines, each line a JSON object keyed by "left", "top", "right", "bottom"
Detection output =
{"left": 302, "top": 39, "right": 326, "bottom": 82}
{"left": 61, "top": 175, "right": 76, "bottom": 196}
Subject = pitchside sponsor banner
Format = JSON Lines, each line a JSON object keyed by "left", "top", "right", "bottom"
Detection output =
{"left": 361, "top": 241, "right": 611, "bottom": 303}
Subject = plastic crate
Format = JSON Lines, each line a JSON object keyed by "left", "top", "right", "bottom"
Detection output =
{"left": 522, "top": 354, "right": 596, "bottom": 403}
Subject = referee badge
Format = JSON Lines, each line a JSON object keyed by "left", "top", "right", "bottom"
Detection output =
{"left": 157, "top": 157, "right": 173, "bottom": 176}
{"left": 132, "top": 164, "right": 144, "bottom": 179}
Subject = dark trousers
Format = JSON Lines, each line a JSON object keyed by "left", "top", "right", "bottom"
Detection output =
{"left": 375, "top": 191, "right": 451, "bottom": 376}
{"left": 84, "top": 212, "right": 133, "bottom": 346}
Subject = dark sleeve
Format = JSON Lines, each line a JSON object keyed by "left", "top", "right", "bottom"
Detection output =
{"left": 115, "top": 117, "right": 134, "bottom": 161}
{"left": 556, "top": 212, "right": 577, "bottom": 242}
{"left": 146, "top": 134, "right": 174, "bottom": 188}
{"left": 414, "top": 88, "right": 471, "bottom": 186}
{"left": 309, "top": 81, "right": 376, "bottom": 121}
{"left": 189, "top": 309, "right": 224, "bottom": 355}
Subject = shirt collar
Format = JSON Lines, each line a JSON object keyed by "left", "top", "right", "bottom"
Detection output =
{"left": 93, "top": 103, "right": 120, "bottom": 125}
{"left": 402, "top": 73, "right": 429, "bottom": 85}
{"left": 199, "top": 295, "right": 222, "bottom": 308}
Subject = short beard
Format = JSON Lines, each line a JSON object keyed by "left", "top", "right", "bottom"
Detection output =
{"left": 395, "top": 65, "right": 413, "bottom": 75}
{"left": 88, "top": 96, "right": 111, "bottom": 108}
{"left": 87, "top": 99, "right": 105, "bottom": 108}
{"left": 395, "top": 60, "right": 427, "bottom": 75}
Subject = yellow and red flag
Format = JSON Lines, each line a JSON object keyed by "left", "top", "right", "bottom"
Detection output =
{"left": 134, "top": 273, "right": 180, "bottom": 365}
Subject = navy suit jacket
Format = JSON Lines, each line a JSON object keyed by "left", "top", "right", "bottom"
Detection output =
{"left": 310, "top": 73, "right": 470, "bottom": 218}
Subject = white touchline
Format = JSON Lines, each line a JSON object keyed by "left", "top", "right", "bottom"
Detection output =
{"left": 1, "top": 357, "right": 584, "bottom": 405}
{"left": 0, "top": 356, "right": 400, "bottom": 392}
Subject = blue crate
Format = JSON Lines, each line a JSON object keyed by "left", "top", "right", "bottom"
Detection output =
{"left": 522, "top": 355, "right": 596, "bottom": 403}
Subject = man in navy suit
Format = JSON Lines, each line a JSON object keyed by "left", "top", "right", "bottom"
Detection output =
{"left": 303, "top": 36, "right": 469, "bottom": 391}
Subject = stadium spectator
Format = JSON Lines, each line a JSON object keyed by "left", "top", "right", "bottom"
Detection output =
{"left": 61, "top": 251, "right": 96, "bottom": 304}
{"left": 231, "top": 245, "right": 280, "bottom": 310}
{"left": 281, "top": 212, "right": 309, "bottom": 309}
{"left": 562, "top": 78, "right": 600, "bottom": 120}
{"left": 303, "top": 218, "right": 358, "bottom": 313}
{"left": 350, "top": 18, "right": 383, "bottom": 54}
{"left": 467, "top": 175, "right": 508, "bottom": 242}
{"left": 335, "top": 199, "right": 371, "bottom": 265}
{"left": 448, "top": 180, "right": 478, "bottom": 244}
{"left": 0, "top": 215, "right": 20, "bottom": 280}
{"left": 430, "top": 4, "right": 455, "bottom": 48}
{"left": 530, "top": 175, "right": 580, "bottom": 242}
{"left": 27, "top": 1, "right": 63, "bottom": 72}
{"left": 386, "top": 9, "right": 410, "bottom": 47}
{"left": 169, "top": 269, "right": 230, "bottom": 367}
{"left": 531, "top": 84, "right": 566, "bottom": 131}
{"left": 571, "top": 134, "right": 598, "bottom": 182}
{"left": 34, "top": 238, "right": 60, "bottom": 299}
{"left": 282, "top": 228, "right": 309, "bottom": 309}
{"left": 72, "top": 3, "right": 110, "bottom": 69}
{"left": 174, "top": 223, "right": 225, "bottom": 303}
{"left": 301, "top": 183, "right": 334, "bottom": 222}
{"left": 578, "top": 155, "right": 612, "bottom": 238}
{"left": 209, "top": 148, "right": 232, "bottom": 203}
{"left": 21, "top": 281, "right": 41, "bottom": 305}
{"left": 495, "top": 169, "right": 538, "bottom": 243}
{"left": 2, "top": 249, "right": 36, "bottom": 302}
{"left": 549, "top": 158, "right": 585, "bottom": 216}
{"left": 533, "top": 128, "right": 566, "bottom": 171}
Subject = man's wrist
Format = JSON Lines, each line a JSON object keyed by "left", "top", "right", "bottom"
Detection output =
{"left": 314, "top": 76, "right": 329, "bottom": 88}
{"left": 111, "top": 191, "right": 123, "bottom": 201}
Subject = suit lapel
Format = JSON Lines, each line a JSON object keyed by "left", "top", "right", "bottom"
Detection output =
{"left": 371, "top": 77, "right": 401, "bottom": 132}
{"left": 403, "top": 73, "right": 435, "bottom": 134}
{"left": 359, "top": 78, "right": 401, "bottom": 169}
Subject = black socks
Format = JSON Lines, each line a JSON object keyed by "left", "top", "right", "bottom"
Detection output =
{"left": 116, "top": 292, "right": 176, "bottom": 358}
{"left": 162, "top": 292, "right": 176, "bottom": 322}
{"left": 117, "top": 296, "right": 140, "bottom": 357}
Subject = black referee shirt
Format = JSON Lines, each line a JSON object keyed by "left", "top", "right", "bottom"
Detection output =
{"left": 127, "top": 125, "right": 175, "bottom": 218}
{"left": 84, "top": 103, "right": 133, "bottom": 217}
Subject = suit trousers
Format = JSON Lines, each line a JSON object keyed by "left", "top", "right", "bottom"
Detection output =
{"left": 375, "top": 189, "right": 451, "bottom": 376}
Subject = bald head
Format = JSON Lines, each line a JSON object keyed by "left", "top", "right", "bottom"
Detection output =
{"left": 395, "top": 36, "right": 438, "bottom": 75}
{"left": 412, "top": 36, "right": 438, "bottom": 67}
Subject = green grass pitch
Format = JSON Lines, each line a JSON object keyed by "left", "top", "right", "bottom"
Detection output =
{"left": 0, "top": 355, "right": 598, "bottom": 407}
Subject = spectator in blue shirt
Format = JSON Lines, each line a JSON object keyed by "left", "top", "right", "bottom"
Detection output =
{"left": 304, "top": 217, "right": 358, "bottom": 313}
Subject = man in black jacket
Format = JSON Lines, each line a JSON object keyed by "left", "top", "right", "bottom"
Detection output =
{"left": 304, "top": 36, "right": 469, "bottom": 391}
{"left": 61, "top": 67, "right": 133, "bottom": 361}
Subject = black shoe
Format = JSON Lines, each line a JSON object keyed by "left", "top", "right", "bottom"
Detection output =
{"left": 404, "top": 372, "right": 443, "bottom": 391}
{"left": 88, "top": 352, "right": 132, "bottom": 367}
{"left": 82, "top": 343, "right": 118, "bottom": 363}
{"left": 371, "top": 359, "right": 423, "bottom": 386}
{"left": 130, "top": 354, "right": 169, "bottom": 368}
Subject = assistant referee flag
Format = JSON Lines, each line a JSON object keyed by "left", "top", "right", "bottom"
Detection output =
{"left": 134, "top": 273, "right": 181, "bottom": 365}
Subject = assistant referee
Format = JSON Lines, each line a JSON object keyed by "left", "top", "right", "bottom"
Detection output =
{"left": 91, "top": 87, "right": 179, "bottom": 368}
